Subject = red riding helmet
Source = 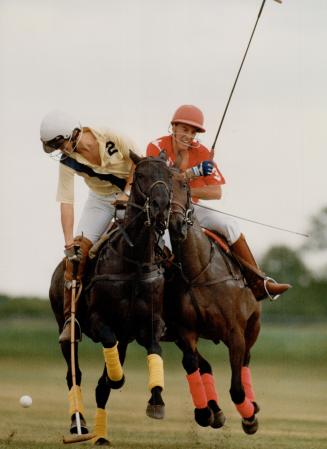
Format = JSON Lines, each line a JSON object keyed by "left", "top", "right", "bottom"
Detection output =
{"left": 171, "top": 105, "right": 206, "bottom": 133}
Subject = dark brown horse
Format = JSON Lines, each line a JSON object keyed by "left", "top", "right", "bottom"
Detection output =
{"left": 49, "top": 152, "right": 173, "bottom": 444}
{"left": 165, "top": 172, "right": 261, "bottom": 434}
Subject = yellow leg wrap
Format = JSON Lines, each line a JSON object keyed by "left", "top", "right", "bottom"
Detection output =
{"left": 68, "top": 385, "right": 85, "bottom": 416}
{"left": 147, "top": 354, "right": 164, "bottom": 391}
{"left": 103, "top": 344, "right": 124, "bottom": 382}
{"left": 93, "top": 408, "right": 108, "bottom": 440}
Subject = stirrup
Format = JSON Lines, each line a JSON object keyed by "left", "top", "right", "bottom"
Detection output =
{"left": 62, "top": 317, "right": 83, "bottom": 342}
{"left": 263, "top": 277, "right": 280, "bottom": 302}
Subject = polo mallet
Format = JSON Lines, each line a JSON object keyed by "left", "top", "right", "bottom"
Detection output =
{"left": 63, "top": 260, "right": 95, "bottom": 444}
{"left": 210, "top": 0, "right": 283, "bottom": 159}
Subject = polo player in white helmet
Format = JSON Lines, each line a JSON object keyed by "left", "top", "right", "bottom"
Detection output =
{"left": 40, "top": 110, "right": 140, "bottom": 342}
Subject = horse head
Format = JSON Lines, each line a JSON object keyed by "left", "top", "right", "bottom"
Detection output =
{"left": 169, "top": 170, "right": 194, "bottom": 242}
{"left": 129, "top": 150, "right": 173, "bottom": 235}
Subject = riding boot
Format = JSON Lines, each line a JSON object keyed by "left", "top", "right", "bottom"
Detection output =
{"left": 59, "top": 235, "right": 93, "bottom": 343}
{"left": 230, "top": 234, "right": 291, "bottom": 301}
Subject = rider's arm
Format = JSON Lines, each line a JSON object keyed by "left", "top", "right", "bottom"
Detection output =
{"left": 124, "top": 162, "right": 135, "bottom": 195}
{"left": 190, "top": 184, "right": 222, "bottom": 201}
{"left": 114, "top": 162, "right": 135, "bottom": 202}
{"left": 56, "top": 163, "right": 75, "bottom": 246}
{"left": 60, "top": 202, "right": 74, "bottom": 247}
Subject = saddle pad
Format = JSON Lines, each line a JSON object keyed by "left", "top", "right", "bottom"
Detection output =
{"left": 201, "top": 228, "right": 243, "bottom": 284}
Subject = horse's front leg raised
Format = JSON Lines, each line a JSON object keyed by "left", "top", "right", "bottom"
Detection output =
{"left": 60, "top": 341, "right": 89, "bottom": 436}
{"left": 90, "top": 313, "right": 125, "bottom": 390}
{"left": 228, "top": 330, "right": 259, "bottom": 434}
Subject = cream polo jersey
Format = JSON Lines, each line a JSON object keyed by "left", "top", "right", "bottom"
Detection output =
{"left": 56, "top": 127, "right": 141, "bottom": 204}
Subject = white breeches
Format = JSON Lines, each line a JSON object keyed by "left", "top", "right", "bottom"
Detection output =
{"left": 77, "top": 193, "right": 240, "bottom": 248}
{"left": 163, "top": 202, "right": 241, "bottom": 251}
{"left": 193, "top": 202, "right": 241, "bottom": 245}
{"left": 76, "top": 191, "right": 118, "bottom": 243}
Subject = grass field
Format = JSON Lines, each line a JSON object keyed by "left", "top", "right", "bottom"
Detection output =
{"left": 0, "top": 317, "right": 326, "bottom": 449}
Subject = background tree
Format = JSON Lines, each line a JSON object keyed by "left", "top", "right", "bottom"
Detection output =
{"left": 259, "top": 245, "right": 327, "bottom": 323}
{"left": 301, "top": 206, "right": 327, "bottom": 251}
{"left": 261, "top": 245, "right": 312, "bottom": 287}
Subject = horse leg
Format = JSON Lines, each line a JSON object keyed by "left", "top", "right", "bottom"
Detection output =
{"left": 90, "top": 313, "right": 125, "bottom": 389}
{"left": 93, "top": 342, "right": 128, "bottom": 446}
{"left": 239, "top": 312, "right": 261, "bottom": 434}
{"left": 60, "top": 341, "right": 89, "bottom": 435}
{"left": 175, "top": 338, "right": 213, "bottom": 427}
{"left": 136, "top": 322, "right": 165, "bottom": 420}
{"left": 228, "top": 329, "right": 258, "bottom": 435}
{"left": 196, "top": 350, "right": 226, "bottom": 428}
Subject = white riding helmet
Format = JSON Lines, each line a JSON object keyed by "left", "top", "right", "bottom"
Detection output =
{"left": 40, "top": 110, "right": 81, "bottom": 143}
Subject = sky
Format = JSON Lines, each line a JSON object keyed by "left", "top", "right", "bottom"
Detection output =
{"left": 0, "top": 0, "right": 326, "bottom": 297}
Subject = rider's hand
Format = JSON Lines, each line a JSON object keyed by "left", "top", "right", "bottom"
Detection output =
{"left": 111, "top": 192, "right": 129, "bottom": 205}
{"left": 64, "top": 243, "right": 83, "bottom": 262}
{"left": 186, "top": 160, "right": 214, "bottom": 178}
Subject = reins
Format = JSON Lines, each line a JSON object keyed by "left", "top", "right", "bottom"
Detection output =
{"left": 89, "top": 158, "right": 173, "bottom": 284}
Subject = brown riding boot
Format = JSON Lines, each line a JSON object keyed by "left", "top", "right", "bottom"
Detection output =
{"left": 230, "top": 234, "right": 291, "bottom": 301}
{"left": 59, "top": 235, "right": 93, "bottom": 343}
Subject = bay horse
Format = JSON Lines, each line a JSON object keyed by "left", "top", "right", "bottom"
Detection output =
{"left": 165, "top": 172, "right": 261, "bottom": 434}
{"left": 49, "top": 152, "right": 173, "bottom": 444}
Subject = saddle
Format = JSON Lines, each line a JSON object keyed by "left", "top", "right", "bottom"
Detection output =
{"left": 89, "top": 201, "right": 127, "bottom": 260}
{"left": 202, "top": 228, "right": 268, "bottom": 292}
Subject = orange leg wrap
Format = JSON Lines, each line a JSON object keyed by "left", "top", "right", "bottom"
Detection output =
{"left": 186, "top": 369, "right": 207, "bottom": 409}
{"left": 201, "top": 373, "right": 218, "bottom": 403}
{"left": 241, "top": 366, "right": 255, "bottom": 402}
{"left": 236, "top": 398, "right": 255, "bottom": 418}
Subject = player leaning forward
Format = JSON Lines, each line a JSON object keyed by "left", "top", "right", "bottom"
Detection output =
{"left": 147, "top": 104, "right": 291, "bottom": 301}
{"left": 40, "top": 110, "right": 139, "bottom": 342}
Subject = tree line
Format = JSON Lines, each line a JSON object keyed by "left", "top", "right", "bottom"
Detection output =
{"left": 260, "top": 207, "right": 327, "bottom": 323}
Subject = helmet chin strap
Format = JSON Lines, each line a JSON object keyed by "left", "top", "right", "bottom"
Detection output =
{"left": 171, "top": 131, "right": 201, "bottom": 149}
{"left": 49, "top": 127, "right": 83, "bottom": 162}
{"left": 169, "top": 125, "right": 200, "bottom": 149}
{"left": 61, "top": 127, "right": 84, "bottom": 156}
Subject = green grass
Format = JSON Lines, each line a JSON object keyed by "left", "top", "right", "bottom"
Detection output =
{"left": 0, "top": 319, "right": 326, "bottom": 449}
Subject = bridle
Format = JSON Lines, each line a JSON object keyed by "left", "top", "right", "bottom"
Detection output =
{"left": 170, "top": 181, "right": 194, "bottom": 229}
{"left": 130, "top": 159, "right": 173, "bottom": 233}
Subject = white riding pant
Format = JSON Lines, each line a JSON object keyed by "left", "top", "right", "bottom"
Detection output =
{"left": 193, "top": 202, "right": 241, "bottom": 245}
{"left": 164, "top": 201, "right": 241, "bottom": 251}
{"left": 77, "top": 193, "right": 240, "bottom": 247}
{"left": 76, "top": 191, "right": 119, "bottom": 243}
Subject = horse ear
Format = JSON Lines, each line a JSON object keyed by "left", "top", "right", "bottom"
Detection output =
{"left": 129, "top": 150, "right": 142, "bottom": 165}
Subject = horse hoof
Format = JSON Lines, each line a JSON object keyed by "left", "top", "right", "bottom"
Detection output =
{"left": 94, "top": 436, "right": 111, "bottom": 446}
{"left": 242, "top": 415, "right": 259, "bottom": 435}
{"left": 211, "top": 410, "right": 226, "bottom": 429}
{"left": 194, "top": 407, "right": 213, "bottom": 427}
{"left": 109, "top": 375, "right": 125, "bottom": 390}
{"left": 146, "top": 404, "right": 165, "bottom": 419}
{"left": 253, "top": 401, "right": 260, "bottom": 414}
